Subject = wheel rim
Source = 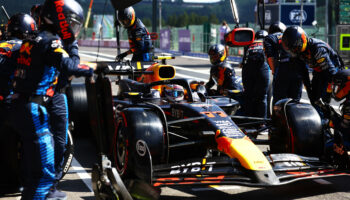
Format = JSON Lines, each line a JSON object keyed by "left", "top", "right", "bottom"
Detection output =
{"left": 114, "top": 119, "right": 128, "bottom": 175}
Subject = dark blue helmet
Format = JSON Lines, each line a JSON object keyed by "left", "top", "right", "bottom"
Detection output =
{"left": 282, "top": 26, "right": 308, "bottom": 57}
{"left": 7, "top": 13, "right": 37, "bottom": 39}
{"left": 41, "top": 0, "right": 84, "bottom": 44}
{"left": 268, "top": 21, "right": 286, "bottom": 34}
{"left": 255, "top": 30, "right": 268, "bottom": 40}
{"left": 118, "top": 7, "right": 136, "bottom": 28}
{"left": 208, "top": 44, "right": 227, "bottom": 65}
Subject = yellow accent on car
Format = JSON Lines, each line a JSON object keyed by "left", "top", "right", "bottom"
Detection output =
{"left": 216, "top": 136, "right": 272, "bottom": 171}
{"left": 136, "top": 62, "right": 142, "bottom": 70}
{"left": 128, "top": 92, "right": 140, "bottom": 96}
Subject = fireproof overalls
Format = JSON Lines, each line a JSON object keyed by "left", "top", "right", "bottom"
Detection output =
{"left": 11, "top": 31, "right": 92, "bottom": 199}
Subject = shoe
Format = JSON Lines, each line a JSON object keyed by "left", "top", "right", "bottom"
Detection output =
{"left": 46, "top": 189, "right": 67, "bottom": 200}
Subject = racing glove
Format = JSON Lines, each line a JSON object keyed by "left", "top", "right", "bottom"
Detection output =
{"left": 116, "top": 52, "right": 128, "bottom": 61}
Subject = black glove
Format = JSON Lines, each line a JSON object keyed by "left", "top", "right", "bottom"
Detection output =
{"left": 116, "top": 52, "right": 128, "bottom": 61}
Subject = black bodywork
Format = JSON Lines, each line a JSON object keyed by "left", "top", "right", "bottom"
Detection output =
{"left": 87, "top": 63, "right": 350, "bottom": 200}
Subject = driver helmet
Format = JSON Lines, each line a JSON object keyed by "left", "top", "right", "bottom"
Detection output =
{"left": 268, "top": 21, "right": 286, "bottom": 34}
{"left": 40, "top": 0, "right": 84, "bottom": 44}
{"left": 281, "top": 26, "right": 308, "bottom": 57}
{"left": 118, "top": 7, "right": 136, "bottom": 28}
{"left": 7, "top": 13, "right": 37, "bottom": 40}
{"left": 330, "top": 69, "right": 350, "bottom": 102}
{"left": 208, "top": 44, "right": 227, "bottom": 65}
{"left": 163, "top": 84, "right": 185, "bottom": 101}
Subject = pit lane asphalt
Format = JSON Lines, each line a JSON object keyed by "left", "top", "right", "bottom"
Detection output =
{"left": 1, "top": 46, "right": 349, "bottom": 200}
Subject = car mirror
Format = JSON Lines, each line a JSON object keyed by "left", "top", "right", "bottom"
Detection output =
{"left": 225, "top": 27, "right": 255, "bottom": 47}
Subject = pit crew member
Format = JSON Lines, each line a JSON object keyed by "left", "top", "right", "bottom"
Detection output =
{"left": 264, "top": 21, "right": 304, "bottom": 105}
{"left": 31, "top": 2, "right": 83, "bottom": 192}
{"left": 116, "top": 6, "right": 153, "bottom": 62}
{"left": 282, "top": 26, "right": 344, "bottom": 107}
{"left": 205, "top": 44, "right": 240, "bottom": 95}
{"left": 10, "top": 0, "right": 93, "bottom": 199}
{"left": 241, "top": 29, "right": 269, "bottom": 118}
{"left": 315, "top": 70, "right": 350, "bottom": 167}
{"left": 0, "top": 13, "right": 37, "bottom": 190}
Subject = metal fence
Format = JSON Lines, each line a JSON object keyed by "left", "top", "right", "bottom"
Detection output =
{"left": 80, "top": 23, "right": 332, "bottom": 57}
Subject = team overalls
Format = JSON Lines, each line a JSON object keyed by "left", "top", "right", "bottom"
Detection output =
{"left": 11, "top": 31, "right": 92, "bottom": 199}
{"left": 48, "top": 40, "right": 80, "bottom": 185}
{"left": 299, "top": 38, "right": 344, "bottom": 103}
{"left": 0, "top": 39, "right": 22, "bottom": 126}
{"left": 127, "top": 18, "right": 153, "bottom": 61}
{"left": 242, "top": 39, "right": 270, "bottom": 118}
{"left": 205, "top": 61, "right": 240, "bottom": 95}
{"left": 0, "top": 38, "right": 22, "bottom": 188}
{"left": 264, "top": 32, "right": 303, "bottom": 104}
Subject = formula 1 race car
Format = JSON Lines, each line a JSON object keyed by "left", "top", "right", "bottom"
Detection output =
{"left": 85, "top": 62, "right": 350, "bottom": 200}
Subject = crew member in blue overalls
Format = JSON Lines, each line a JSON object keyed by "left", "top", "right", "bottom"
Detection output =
{"left": 282, "top": 26, "right": 344, "bottom": 107}
{"left": 116, "top": 6, "right": 153, "bottom": 62}
{"left": 205, "top": 44, "right": 241, "bottom": 95}
{"left": 241, "top": 30, "right": 269, "bottom": 118}
{"left": 264, "top": 21, "right": 304, "bottom": 105}
{"left": 31, "top": 3, "right": 82, "bottom": 195}
{"left": 10, "top": 0, "right": 93, "bottom": 199}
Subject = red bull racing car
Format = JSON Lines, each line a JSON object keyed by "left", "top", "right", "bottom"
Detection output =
{"left": 83, "top": 60, "right": 350, "bottom": 200}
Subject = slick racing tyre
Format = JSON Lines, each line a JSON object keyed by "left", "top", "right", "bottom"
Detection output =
{"left": 270, "top": 99, "right": 323, "bottom": 156}
{"left": 112, "top": 108, "right": 166, "bottom": 179}
{"left": 61, "top": 130, "right": 74, "bottom": 180}
{"left": 66, "top": 83, "right": 89, "bottom": 136}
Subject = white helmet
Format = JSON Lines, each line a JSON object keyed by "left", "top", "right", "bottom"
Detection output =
{"left": 163, "top": 84, "right": 185, "bottom": 101}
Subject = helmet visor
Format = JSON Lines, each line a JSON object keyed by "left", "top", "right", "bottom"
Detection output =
{"left": 210, "top": 54, "right": 221, "bottom": 64}
{"left": 164, "top": 86, "right": 184, "bottom": 101}
{"left": 119, "top": 19, "right": 131, "bottom": 27}
{"left": 69, "top": 17, "right": 83, "bottom": 38}
{"left": 282, "top": 41, "right": 297, "bottom": 57}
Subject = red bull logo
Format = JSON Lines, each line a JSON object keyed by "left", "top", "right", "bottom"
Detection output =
{"left": 17, "top": 55, "right": 31, "bottom": 66}
{"left": 54, "top": 0, "right": 72, "bottom": 40}
{"left": 20, "top": 43, "right": 33, "bottom": 55}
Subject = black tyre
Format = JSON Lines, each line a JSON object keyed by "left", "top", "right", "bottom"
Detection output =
{"left": 112, "top": 108, "right": 166, "bottom": 179}
{"left": 270, "top": 99, "right": 323, "bottom": 156}
{"left": 66, "top": 83, "right": 90, "bottom": 136}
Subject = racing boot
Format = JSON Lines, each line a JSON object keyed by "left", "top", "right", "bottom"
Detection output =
{"left": 46, "top": 185, "right": 67, "bottom": 200}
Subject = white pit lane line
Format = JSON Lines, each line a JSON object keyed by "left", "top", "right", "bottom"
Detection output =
{"left": 77, "top": 50, "right": 335, "bottom": 190}
{"left": 70, "top": 157, "right": 94, "bottom": 193}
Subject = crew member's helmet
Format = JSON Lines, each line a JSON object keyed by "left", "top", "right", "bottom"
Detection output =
{"left": 7, "top": 13, "right": 37, "bottom": 39}
{"left": 118, "top": 7, "right": 136, "bottom": 28}
{"left": 255, "top": 30, "right": 268, "bottom": 40}
{"left": 268, "top": 21, "right": 286, "bottom": 34}
{"left": 40, "top": 0, "right": 84, "bottom": 44}
{"left": 30, "top": 4, "right": 42, "bottom": 25}
{"left": 281, "top": 26, "right": 308, "bottom": 57}
{"left": 330, "top": 69, "right": 350, "bottom": 101}
{"left": 208, "top": 44, "right": 227, "bottom": 65}
{"left": 163, "top": 84, "right": 185, "bottom": 101}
